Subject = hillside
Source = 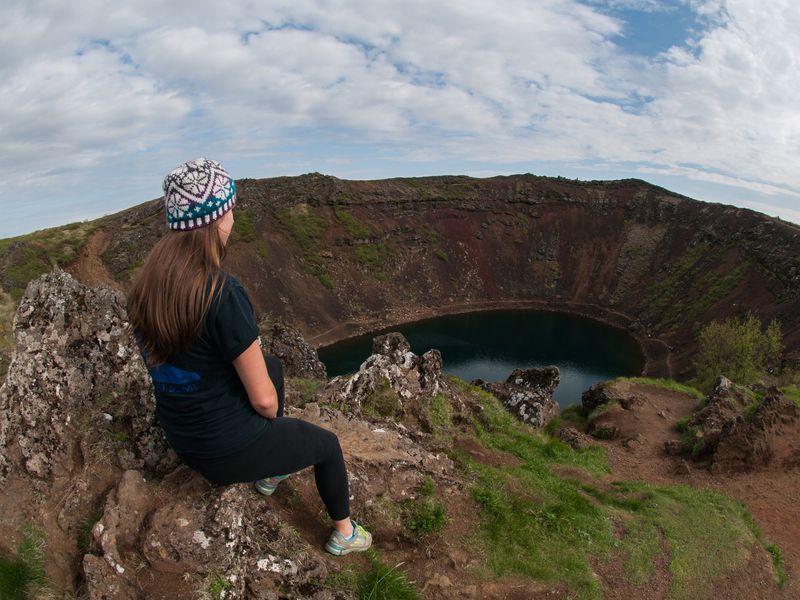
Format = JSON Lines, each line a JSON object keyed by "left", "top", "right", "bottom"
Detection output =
{"left": 52, "top": 173, "right": 799, "bottom": 382}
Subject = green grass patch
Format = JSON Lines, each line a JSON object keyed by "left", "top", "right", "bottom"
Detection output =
{"left": 0, "top": 525, "right": 47, "bottom": 600}
{"left": 614, "top": 377, "right": 705, "bottom": 401}
{"left": 207, "top": 571, "right": 231, "bottom": 599}
{"left": 403, "top": 475, "right": 447, "bottom": 539}
{"left": 586, "top": 400, "right": 618, "bottom": 422}
{"left": 547, "top": 405, "right": 588, "bottom": 433}
{"left": 685, "top": 260, "right": 752, "bottom": 321}
{"left": 450, "top": 376, "right": 762, "bottom": 599}
{"left": 289, "top": 377, "right": 326, "bottom": 407}
{"left": 356, "top": 550, "right": 420, "bottom": 600}
{"left": 424, "top": 393, "right": 453, "bottom": 434}
{"left": 355, "top": 243, "right": 393, "bottom": 272}
{"left": 276, "top": 207, "right": 332, "bottom": 287}
{"left": 335, "top": 206, "right": 372, "bottom": 239}
{"left": 675, "top": 416, "right": 690, "bottom": 432}
{"left": 779, "top": 385, "right": 800, "bottom": 407}
{"left": 233, "top": 209, "right": 257, "bottom": 242}
{"left": 362, "top": 378, "right": 400, "bottom": 419}
{"left": 743, "top": 399, "right": 763, "bottom": 421}
{"left": 76, "top": 510, "right": 102, "bottom": 556}
{"left": 434, "top": 248, "right": 448, "bottom": 262}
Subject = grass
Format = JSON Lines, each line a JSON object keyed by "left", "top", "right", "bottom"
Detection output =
{"left": 207, "top": 571, "right": 231, "bottom": 599}
{"left": 434, "top": 248, "right": 448, "bottom": 262}
{"left": 741, "top": 509, "right": 787, "bottom": 587}
{"left": 680, "top": 425, "right": 704, "bottom": 459}
{"left": 356, "top": 550, "right": 420, "bottom": 600}
{"left": 779, "top": 384, "right": 800, "bottom": 406}
{"left": 450, "top": 379, "right": 766, "bottom": 599}
{"left": 335, "top": 206, "right": 372, "bottom": 239}
{"left": 0, "top": 220, "right": 95, "bottom": 299}
{"left": 424, "top": 393, "right": 452, "bottom": 435}
{"left": 233, "top": 209, "right": 257, "bottom": 242}
{"left": 614, "top": 377, "right": 705, "bottom": 402}
{"left": 289, "top": 377, "right": 326, "bottom": 407}
{"left": 743, "top": 399, "right": 763, "bottom": 421}
{"left": 362, "top": 377, "right": 400, "bottom": 419}
{"left": 275, "top": 207, "right": 332, "bottom": 288}
{"left": 0, "top": 525, "right": 47, "bottom": 600}
{"left": 76, "top": 510, "right": 102, "bottom": 555}
{"left": 403, "top": 475, "right": 447, "bottom": 539}
{"left": 354, "top": 243, "right": 393, "bottom": 273}
{"left": 586, "top": 400, "right": 618, "bottom": 422}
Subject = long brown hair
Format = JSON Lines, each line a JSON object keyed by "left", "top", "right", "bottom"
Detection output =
{"left": 127, "top": 222, "right": 227, "bottom": 367}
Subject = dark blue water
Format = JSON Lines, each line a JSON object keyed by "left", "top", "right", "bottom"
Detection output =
{"left": 318, "top": 310, "right": 644, "bottom": 409}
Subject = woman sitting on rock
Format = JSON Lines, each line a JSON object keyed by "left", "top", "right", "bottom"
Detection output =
{"left": 126, "top": 158, "right": 371, "bottom": 556}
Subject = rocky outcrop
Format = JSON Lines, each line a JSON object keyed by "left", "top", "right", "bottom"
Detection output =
{"left": 0, "top": 268, "right": 175, "bottom": 481}
{"left": 472, "top": 367, "right": 560, "bottom": 428}
{"left": 260, "top": 318, "right": 327, "bottom": 379}
{"left": 319, "top": 332, "right": 448, "bottom": 420}
{"left": 0, "top": 271, "right": 464, "bottom": 599}
{"left": 668, "top": 376, "right": 800, "bottom": 473}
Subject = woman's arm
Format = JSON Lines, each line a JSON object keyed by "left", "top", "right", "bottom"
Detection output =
{"left": 233, "top": 339, "right": 279, "bottom": 418}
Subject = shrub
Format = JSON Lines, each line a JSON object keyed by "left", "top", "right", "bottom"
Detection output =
{"left": 691, "top": 312, "right": 782, "bottom": 393}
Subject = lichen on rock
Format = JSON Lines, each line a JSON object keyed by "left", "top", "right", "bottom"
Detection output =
{"left": 472, "top": 366, "right": 560, "bottom": 428}
{"left": 0, "top": 267, "right": 176, "bottom": 482}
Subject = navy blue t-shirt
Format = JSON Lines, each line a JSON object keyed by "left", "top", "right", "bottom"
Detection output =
{"left": 147, "top": 273, "right": 265, "bottom": 459}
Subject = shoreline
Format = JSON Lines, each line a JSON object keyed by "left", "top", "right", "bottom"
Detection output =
{"left": 308, "top": 298, "right": 673, "bottom": 379}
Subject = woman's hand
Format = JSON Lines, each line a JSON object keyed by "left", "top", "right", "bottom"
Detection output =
{"left": 233, "top": 339, "right": 279, "bottom": 418}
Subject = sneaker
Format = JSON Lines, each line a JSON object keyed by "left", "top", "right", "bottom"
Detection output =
{"left": 254, "top": 474, "right": 290, "bottom": 496}
{"left": 325, "top": 520, "right": 373, "bottom": 556}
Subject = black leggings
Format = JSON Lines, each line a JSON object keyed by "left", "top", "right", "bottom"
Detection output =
{"left": 181, "top": 355, "right": 350, "bottom": 521}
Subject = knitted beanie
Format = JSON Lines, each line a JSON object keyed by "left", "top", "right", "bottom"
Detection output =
{"left": 162, "top": 158, "right": 236, "bottom": 230}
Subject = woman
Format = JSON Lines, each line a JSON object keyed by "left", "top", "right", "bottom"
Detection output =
{"left": 126, "top": 158, "right": 371, "bottom": 556}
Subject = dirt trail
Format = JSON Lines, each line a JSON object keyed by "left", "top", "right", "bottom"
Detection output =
{"left": 67, "top": 229, "right": 118, "bottom": 288}
{"left": 597, "top": 383, "right": 800, "bottom": 599}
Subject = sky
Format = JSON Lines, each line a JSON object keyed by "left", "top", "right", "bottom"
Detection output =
{"left": 2, "top": 0, "right": 799, "bottom": 238}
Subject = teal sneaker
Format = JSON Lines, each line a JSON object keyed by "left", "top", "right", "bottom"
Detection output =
{"left": 325, "top": 520, "right": 372, "bottom": 556}
{"left": 254, "top": 474, "right": 290, "bottom": 496}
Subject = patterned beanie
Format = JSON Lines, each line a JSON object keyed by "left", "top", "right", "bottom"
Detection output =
{"left": 162, "top": 158, "right": 236, "bottom": 230}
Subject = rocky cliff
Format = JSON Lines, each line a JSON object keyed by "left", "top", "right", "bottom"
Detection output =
{"left": 82, "top": 173, "right": 800, "bottom": 380}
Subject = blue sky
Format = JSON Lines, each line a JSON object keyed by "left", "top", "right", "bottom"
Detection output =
{"left": 1, "top": 0, "right": 799, "bottom": 238}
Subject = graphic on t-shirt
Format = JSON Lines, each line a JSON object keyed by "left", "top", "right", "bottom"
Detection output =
{"left": 149, "top": 363, "right": 202, "bottom": 393}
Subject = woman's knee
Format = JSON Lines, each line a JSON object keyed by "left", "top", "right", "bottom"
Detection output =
{"left": 315, "top": 427, "right": 343, "bottom": 460}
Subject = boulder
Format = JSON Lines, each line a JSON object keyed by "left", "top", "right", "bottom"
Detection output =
{"left": 0, "top": 268, "right": 176, "bottom": 482}
{"left": 260, "top": 318, "right": 327, "bottom": 379}
{"left": 472, "top": 366, "right": 560, "bottom": 428}
{"left": 711, "top": 391, "right": 800, "bottom": 474}
{"left": 318, "top": 332, "right": 449, "bottom": 421}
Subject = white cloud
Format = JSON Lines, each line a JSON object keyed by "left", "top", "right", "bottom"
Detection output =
{"left": 0, "top": 0, "right": 799, "bottom": 236}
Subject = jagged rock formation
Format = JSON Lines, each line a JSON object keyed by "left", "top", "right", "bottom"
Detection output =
{"left": 0, "top": 268, "right": 176, "bottom": 482}
{"left": 0, "top": 270, "right": 460, "bottom": 599}
{"left": 580, "top": 379, "right": 648, "bottom": 441}
{"left": 472, "top": 367, "right": 560, "bottom": 428}
{"left": 260, "top": 317, "right": 327, "bottom": 379}
{"left": 671, "top": 376, "right": 800, "bottom": 473}
{"left": 318, "top": 332, "right": 450, "bottom": 422}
